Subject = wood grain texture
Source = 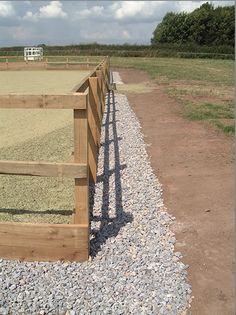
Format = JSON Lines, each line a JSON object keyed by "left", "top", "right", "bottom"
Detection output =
{"left": 0, "top": 160, "right": 87, "bottom": 178}
{"left": 96, "top": 70, "right": 105, "bottom": 115}
{"left": 0, "top": 222, "right": 89, "bottom": 261}
{"left": 89, "top": 77, "right": 100, "bottom": 142}
{"left": 95, "top": 70, "right": 103, "bottom": 122}
{"left": 71, "top": 69, "right": 97, "bottom": 93}
{"left": 0, "top": 94, "right": 87, "bottom": 109}
{"left": 73, "top": 109, "right": 89, "bottom": 226}
{"left": 88, "top": 125, "right": 97, "bottom": 184}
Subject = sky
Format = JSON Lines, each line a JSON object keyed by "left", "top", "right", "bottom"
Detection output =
{"left": 0, "top": 1, "right": 234, "bottom": 47}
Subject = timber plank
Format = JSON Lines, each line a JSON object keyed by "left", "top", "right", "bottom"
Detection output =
{"left": 74, "top": 109, "right": 89, "bottom": 226}
{"left": 0, "top": 160, "right": 87, "bottom": 178}
{"left": 0, "top": 94, "right": 87, "bottom": 109}
{"left": 0, "top": 222, "right": 89, "bottom": 261}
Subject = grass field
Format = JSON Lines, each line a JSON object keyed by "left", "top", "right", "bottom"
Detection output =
{"left": 111, "top": 57, "right": 235, "bottom": 135}
{"left": 0, "top": 70, "right": 89, "bottom": 224}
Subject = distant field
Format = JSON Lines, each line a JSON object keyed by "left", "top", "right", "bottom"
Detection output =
{"left": 111, "top": 57, "right": 234, "bottom": 134}
{"left": 0, "top": 69, "right": 90, "bottom": 224}
{"left": 111, "top": 57, "right": 234, "bottom": 85}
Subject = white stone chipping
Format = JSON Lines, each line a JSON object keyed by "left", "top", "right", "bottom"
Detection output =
{"left": 0, "top": 72, "right": 192, "bottom": 315}
{"left": 112, "top": 71, "right": 124, "bottom": 84}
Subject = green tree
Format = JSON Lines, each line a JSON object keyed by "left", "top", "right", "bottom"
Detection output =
{"left": 151, "top": 2, "right": 235, "bottom": 47}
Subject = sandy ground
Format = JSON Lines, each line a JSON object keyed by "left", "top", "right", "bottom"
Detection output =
{"left": 0, "top": 70, "right": 89, "bottom": 148}
{"left": 0, "top": 70, "right": 89, "bottom": 94}
{"left": 0, "top": 70, "right": 89, "bottom": 223}
{"left": 117, "top": 68, "right": 234, "bottom": 315}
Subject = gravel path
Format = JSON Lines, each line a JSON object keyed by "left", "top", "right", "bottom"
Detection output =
{"left": 112, "top": 71, "right": 123, "bottom": 84}
{"left": 0, "top": 72, "right": 192, "bottom": 315}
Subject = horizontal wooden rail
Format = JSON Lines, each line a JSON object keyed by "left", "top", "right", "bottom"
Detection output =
{"left": 0, "top": 94, "right": 87, "bottom": 109}
{"left": 71, "top": 69, "right": 97, "bottom": 93}
{"left": 71, "top": 58, "right": 108, "bottom": 93}
{"left": 46, "top": 61, "right": 98, "bottom": 65}
{"left": 0, "top": 56, "right": 111, "bottom": 262}
{"left": 0, "top": 221, "right": 89, "bottom": 262}
{"left": 0, "top": 160, "right": 87, "bottom": 178}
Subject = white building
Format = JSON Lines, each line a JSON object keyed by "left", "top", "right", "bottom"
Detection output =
{"left": 24, "top": 47, "right": 43, "bottom": 61}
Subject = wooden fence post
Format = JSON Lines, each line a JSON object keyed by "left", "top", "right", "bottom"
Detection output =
{"left": 87, "top": 80, "right": 98, "bottom": 184}
{"left": 89, "top": 77, "right": 101, "bottom": 143}
{"left": 73, "top": 95, "right": 89, "bottom": 229}
{"left": 96, "top": 70, "right": 105, "bottom": 116}
{"left": 101, "top": 67, "right": 106, "bottom": 107}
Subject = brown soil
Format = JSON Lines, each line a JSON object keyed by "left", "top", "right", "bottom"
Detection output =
{"left": 117, "top": 68, "right": 234, "bottom": 315}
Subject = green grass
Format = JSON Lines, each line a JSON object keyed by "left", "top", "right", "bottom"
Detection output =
{"left": 183, "top": 102, "right": 234, "bottom": 135}
{"left": 213, "top": 120, "right": 235, "bottom": 135}
{"left": 111, "top": 57, "right": 234, "bottom": 86}
{"left": 183, "top": 102, "right": 234, "bottom": 120}
{"left": 110, "top": 56, "right": 234, "bottom": 135}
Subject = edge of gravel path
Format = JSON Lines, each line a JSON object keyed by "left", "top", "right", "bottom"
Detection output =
{"left": 0, "top": 71, "right": 192, "bottom": 315}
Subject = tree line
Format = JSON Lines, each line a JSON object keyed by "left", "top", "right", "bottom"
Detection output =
{"left": 0, "top": 3, "right": 234, "bottom": 59}
{"left": 151, "top": 2, "right": 235, "bottom": 47}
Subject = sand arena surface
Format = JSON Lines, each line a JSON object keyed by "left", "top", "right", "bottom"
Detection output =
{"left": 0, "top": 70, "right": 89, "bottom": 223}
{"left": 0, "top": 70, "right": 89, "bottom": 149}
{"left": 0, "top": 70, "right": 89, "bottom": 94}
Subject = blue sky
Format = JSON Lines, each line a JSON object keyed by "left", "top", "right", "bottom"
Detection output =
{"left": 0, "top": 1, "right": 234, "bottom": 46}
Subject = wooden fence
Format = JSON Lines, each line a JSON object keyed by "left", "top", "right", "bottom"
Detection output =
{"left": 0, "top": 57, "right": 110, "bottom": 262}
{"left": 0, "top": 56, "right": 104, "bottom": 70}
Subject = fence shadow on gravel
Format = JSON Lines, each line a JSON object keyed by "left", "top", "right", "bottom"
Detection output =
{"left": 90, "top": 90, "right": 133, "bottom": 258}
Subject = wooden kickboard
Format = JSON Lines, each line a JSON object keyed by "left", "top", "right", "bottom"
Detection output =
{"left": 0, "top": 222, "right": 89, "bottom": 262}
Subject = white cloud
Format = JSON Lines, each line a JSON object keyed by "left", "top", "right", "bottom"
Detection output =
{"left": 39, "top": 1, "right": 67, "bottom": 18}
{"left": 79, "top": 6, "right": 104, "bottom": 18}
{"left": 110, "top": 1, "right": 232, "bottom": 22}
{"left": 212, "top": 1, "right": 235, "bottom": 6}
{"left": 115, "top": 1, "right": 151, "bottom": 19}
{"left": 110, "top": 1, "right": 172, "bottom": 23}
{"left": 0, "top": 1, "right": 15, "bottom": 17}
{"left": 177, "top": 1, "right": 205, "bottom": 13}
{"left": 22, "top": 1, "right": 67, "bottom": 22}
{"left": 22, "top": 11, "right": 38, "bottom": 22}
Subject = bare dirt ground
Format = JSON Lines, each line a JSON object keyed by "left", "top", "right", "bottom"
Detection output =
{"left": 117, "top": 68, "right": 234, "bottom": 315}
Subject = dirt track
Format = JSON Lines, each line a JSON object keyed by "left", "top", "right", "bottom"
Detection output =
{"left": 117, "top": 68, "right": 234, "bottom": 315}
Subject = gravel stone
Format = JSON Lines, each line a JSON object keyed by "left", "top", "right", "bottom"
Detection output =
{"left": 0, "top": 72, "right": 192, "bottom": 315}
{"left": 112, "top": 71, "right": 123, "bottom": 84}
